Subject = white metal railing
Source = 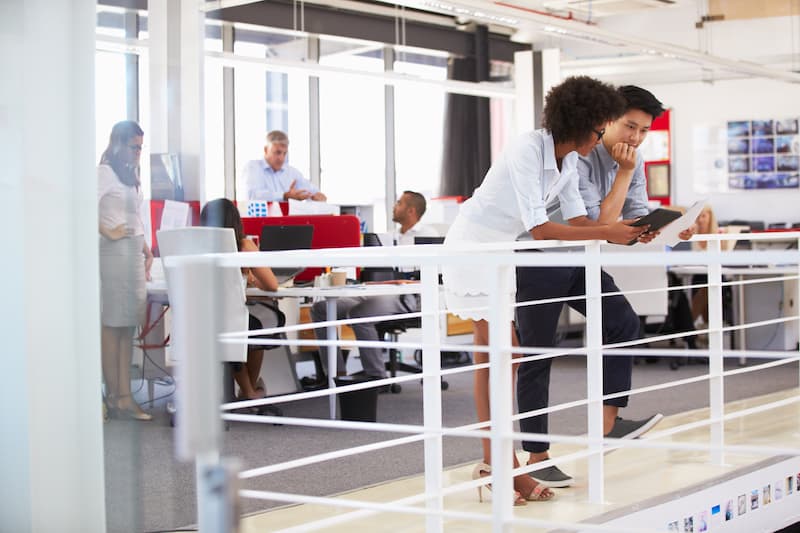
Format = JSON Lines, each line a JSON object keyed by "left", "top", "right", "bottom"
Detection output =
{"left": 167, "top": 232, "right": 800, "bottom": 532}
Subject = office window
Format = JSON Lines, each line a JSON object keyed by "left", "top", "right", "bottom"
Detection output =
{"left": 319, "top": 50, "right": 386, "bottom": 228}
{"left": 95, "top": 51, "right": 128, "bottom": 163}
{"left": 394, "top": 55, "right": 447, "bottom": 201}
{"left": 205, "top": 37, "right": 225, "bottom": 201}
{"left": 233, "top": 40, "right": 310, "bottom": 202}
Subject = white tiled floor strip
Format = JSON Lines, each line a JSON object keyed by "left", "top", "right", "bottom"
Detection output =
{"left": 240, "top": 388, "right": 800, "bottom": 532}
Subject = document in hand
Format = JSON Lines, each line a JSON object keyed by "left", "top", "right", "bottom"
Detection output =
{"left": 644, "top": 200, "right": 706, "bottom": 248}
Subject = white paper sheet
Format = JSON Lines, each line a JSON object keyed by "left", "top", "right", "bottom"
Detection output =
{"left": 644, "top": 200, "right": 705, "bottom": 248}
{"left": 288, "top": 198, "right": 340, "bottom": 216}
{"left": 160, "top": 200, "right": 191, "bottom": 230}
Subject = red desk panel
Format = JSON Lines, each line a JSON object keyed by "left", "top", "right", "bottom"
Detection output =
{"left": 241, "top": 215, "right": 361, "bottom": 282}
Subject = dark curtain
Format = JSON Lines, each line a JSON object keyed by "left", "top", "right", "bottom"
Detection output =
{"left": 439, "top": 28, "right": 491, "bottom": 198}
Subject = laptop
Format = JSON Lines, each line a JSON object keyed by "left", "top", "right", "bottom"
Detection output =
{"left": 259, "top": 225, "right": 314, "bottom": 283}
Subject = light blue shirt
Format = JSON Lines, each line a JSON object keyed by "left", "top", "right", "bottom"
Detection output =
{"left": 243, "top": 159, "right": 319, "bottom": 202}
{"left": 459, "top": 129, "right": 587, "bottom": 238}
{"left": 577, "top": 143, "right": 649, "bottom": 221}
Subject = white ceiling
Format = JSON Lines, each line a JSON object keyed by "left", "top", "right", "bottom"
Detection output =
{"left": 362, "top": 0, "right": 800, "bottom": 85}
{"left": 213, "top": 0, "right": 800, "bottom": 85}
{"left": 532, "top": 0, "right": 680, "bottom": 19}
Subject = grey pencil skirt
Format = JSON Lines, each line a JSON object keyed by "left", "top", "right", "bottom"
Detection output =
{"left": 99, "top": 234, "right": 147, "bottom": 327}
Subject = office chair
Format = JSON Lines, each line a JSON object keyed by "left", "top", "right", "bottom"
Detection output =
{"left": 157, "top": 227, "right": 287, "bottom": 424}
{"left": 376, "top": 317, "right": 449, "bottom": 393}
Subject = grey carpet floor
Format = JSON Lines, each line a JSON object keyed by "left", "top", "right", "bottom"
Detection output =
{"left": 104, "top": 355, "right": 799, "bottom": 532}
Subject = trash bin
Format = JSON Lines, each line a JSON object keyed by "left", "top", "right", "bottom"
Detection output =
{"left": 334, "top": 376, "right": 379, "bottom": 422}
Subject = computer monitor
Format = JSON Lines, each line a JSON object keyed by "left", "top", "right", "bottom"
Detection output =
{"left": 413, "top": 236, "right": 445, "bottom": 245}
{"left": 362, "top": 232, "right": 383, "bottom": 247}
{"left": 259, "top": 225, "right": 314, "bottom": 282}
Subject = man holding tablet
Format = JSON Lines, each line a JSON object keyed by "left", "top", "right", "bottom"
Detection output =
{"left": 518, "top": 86, "right": 687, "bottom": 489}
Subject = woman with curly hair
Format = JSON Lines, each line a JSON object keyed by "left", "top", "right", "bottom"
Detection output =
{"left": 442, "top": 76, "right": 647, "bottom": 504}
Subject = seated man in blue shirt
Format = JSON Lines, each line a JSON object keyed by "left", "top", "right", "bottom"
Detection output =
{"left": 242, "top": 130, "right": 327, "bottom": 202}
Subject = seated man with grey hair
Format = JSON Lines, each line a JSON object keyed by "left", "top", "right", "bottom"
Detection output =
{"left": 242, "top": 130, "right": 327, "bottom": 202}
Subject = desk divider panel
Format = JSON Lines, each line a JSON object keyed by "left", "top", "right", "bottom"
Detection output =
{"left": 241, "top": 214, "right": 362, "bottom": 282}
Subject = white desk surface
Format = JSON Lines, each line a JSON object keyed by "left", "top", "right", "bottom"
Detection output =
{"left": 670, "top": 265, "right": 798, "bottom": 277}
{"left": 147, "top": 280, "right": 422, "bottom": 301}
{"left": 255, "top": 282, "right": 422, "bottom": 298}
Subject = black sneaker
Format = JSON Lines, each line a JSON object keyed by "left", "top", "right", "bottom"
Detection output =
{"left": 528, "top": 464, "right": 574, "bottom": 488}
{"left": 605, "top": 414, "right": 663, "bottom": 440}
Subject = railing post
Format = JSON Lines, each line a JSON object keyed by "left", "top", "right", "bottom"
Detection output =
{"left": 707, "top": 239, "right": 725, "bottom": 465}
{"left": 488, "top": 260, "right": 514, "bottom": 533}
{"left": 169, "top": 255, "right": 225, "bottom": 529}
{"left": 420, "top": 264, "right": 443, "bottom": 532}
{"left": 585, "top": 241, "right": 605, "bottom": 503}
{"left": 796, "top": 237, "right": 800, "bottom": 388}
{"left": 326, "top": 298, "right": 338, "bottom": 420}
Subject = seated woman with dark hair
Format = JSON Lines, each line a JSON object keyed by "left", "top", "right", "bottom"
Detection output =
{"left": 200, "top": 198, "right": 281, "bottom": 401}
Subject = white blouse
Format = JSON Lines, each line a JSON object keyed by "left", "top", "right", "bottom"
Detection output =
{"left": 457, "top": 129, "right": 587, "bottom": 239}
{"left": 97, "top": 164, "right": 145, "bottom": 237}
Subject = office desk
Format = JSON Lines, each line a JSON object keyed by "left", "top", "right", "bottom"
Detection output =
{"left": 147, "top": 281, "right": 422, "bottom": 419}
{"left": 257, "top": 283, "right": 423, "bottom": 419}
{"left": 670, "top": 265, "right": 799, "bottom": 357}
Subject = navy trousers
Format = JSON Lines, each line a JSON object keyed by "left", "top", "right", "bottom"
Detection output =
{"left": 515, "top": 266, "right": 641, "bottom": 454}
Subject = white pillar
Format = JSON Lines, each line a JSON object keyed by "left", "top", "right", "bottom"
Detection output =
{"left": 0, "top": 0, "right": 104, "bottom": 531}
{"left": 513, "top": 48, "right": 559, "bottom": 134}
{"left": 149, "top": 0, "right": 206, "bottom": 202}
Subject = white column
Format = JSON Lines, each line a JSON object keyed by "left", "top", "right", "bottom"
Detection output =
{"left": 513, "top": 48, "right": 559, "bottom": 134}
{"left": 0, "top": 0, "right": 104, "bottom": 531}
{"left": 149, "top": 0, "right": 206, "bottom": 202}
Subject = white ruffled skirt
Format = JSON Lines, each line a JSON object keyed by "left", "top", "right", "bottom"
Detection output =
{"left": 441, "top": 216, "right": 517, "bottom": 322}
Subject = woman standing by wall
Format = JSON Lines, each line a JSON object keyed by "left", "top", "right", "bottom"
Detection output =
{"left": 98, "top": 120, "right": 153, "bottom": 420}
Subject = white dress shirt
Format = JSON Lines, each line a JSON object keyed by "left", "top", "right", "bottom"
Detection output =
{"left": 457, "top": 129, "right": 587, "bottom": 239}
{"left": 97, "top": 164, "right": 145, "bottom": 237}
{"left": 396, "top": 221, "right": 439, "bottom": 246}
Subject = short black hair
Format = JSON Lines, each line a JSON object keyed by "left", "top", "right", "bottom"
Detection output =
{"left": 402, "top": 190, "right": 427, "bottom": 217}
{"left": 542, "top": 76, "right": 625, "bottom": 144}
{"left": 618, "top": 85, "right": 665, "bottom": 120}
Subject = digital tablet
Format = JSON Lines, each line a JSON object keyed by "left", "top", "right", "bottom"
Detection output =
{"left": 627, "top": 208, "right": 682, "bottom": 245}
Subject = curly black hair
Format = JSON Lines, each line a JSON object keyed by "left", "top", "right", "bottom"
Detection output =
{"left": 541, "top": 76, "right": 625, "bottom": 145}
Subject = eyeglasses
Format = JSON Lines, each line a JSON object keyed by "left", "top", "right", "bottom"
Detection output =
{"left": 592, "top": 128, "right": 605, "bottom": 141}
{"left": 127, "top": 144, "right": 143, "bottom": 152}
